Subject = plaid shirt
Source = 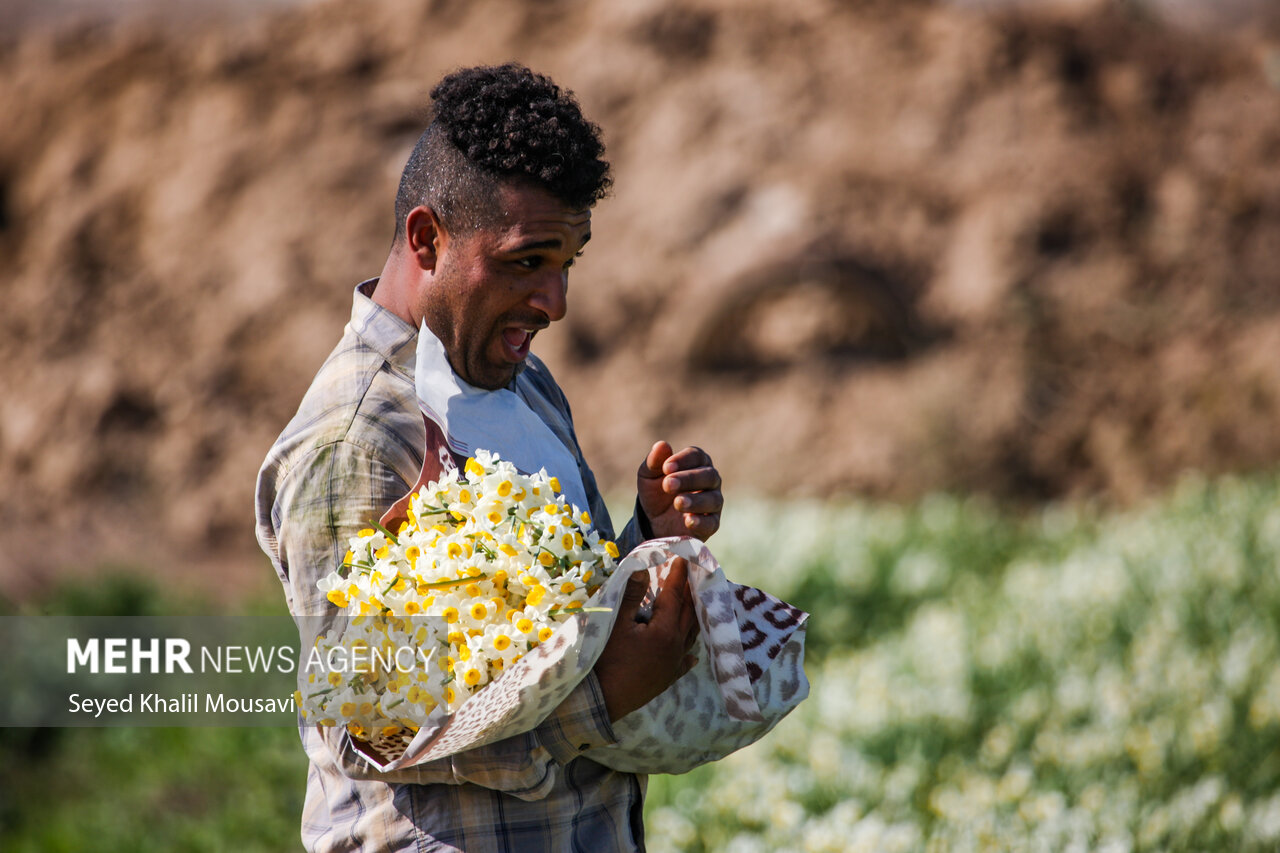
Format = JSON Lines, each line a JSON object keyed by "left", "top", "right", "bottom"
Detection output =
{"left": 256, "top": 280, "right": 648, "bottom": 852}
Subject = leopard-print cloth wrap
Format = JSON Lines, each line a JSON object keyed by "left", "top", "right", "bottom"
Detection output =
{"left": 368, "top": 536, "right": 808, "bottom": 773}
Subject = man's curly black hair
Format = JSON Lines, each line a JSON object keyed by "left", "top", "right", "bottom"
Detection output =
{"left": 393, "top": 63, "right": 611, "bottom": 242}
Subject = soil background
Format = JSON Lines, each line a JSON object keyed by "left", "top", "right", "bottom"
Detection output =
{"left": 2, "top": 0, "right": 1279, "bottom": 597}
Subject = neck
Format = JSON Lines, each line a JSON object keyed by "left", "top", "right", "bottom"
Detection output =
{"left": 371, "top": 248, "right": 420, "bottom": 327}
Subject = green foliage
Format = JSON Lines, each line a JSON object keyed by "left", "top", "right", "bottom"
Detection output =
{"left": 646, "top": 473, "right": 1280, "bottom": 851}
{"left": 0, "top": 726, "right": 304, "bottom": 853}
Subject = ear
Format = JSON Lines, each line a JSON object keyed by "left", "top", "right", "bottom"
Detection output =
{"left": 404, "top": 205, "right": 446, "bottom": 272}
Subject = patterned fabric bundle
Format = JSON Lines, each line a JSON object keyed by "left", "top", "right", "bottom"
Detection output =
{"left": 372, "top": 536, "right": 808, "bottom": 773}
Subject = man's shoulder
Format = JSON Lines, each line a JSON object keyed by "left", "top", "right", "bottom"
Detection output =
{"left": 262, "top": 330, "right": 423, "bottom": 484}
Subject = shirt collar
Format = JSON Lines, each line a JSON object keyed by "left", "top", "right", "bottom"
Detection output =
{"left": 349, "top": 278, "right": 419, "bottom": 379}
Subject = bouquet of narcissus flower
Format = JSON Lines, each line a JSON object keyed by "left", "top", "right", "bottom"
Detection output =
{"left": 298, "top": 450, "right": 620, "bottom": 744}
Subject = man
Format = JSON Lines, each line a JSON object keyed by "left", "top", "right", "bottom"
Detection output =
{"left": 256, "top": 63, "right": 723, "bottom": 852}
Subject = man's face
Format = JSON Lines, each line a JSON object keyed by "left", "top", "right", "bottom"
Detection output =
{"left": 419, "top": 184, "right": 591, "bottom": 390}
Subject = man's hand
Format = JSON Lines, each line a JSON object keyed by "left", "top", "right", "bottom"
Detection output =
{"left": 637, "top": 441, "right": 723, "bottom": 541}
{"left": 594, "top": 557, "right": 700, "bottom": 722}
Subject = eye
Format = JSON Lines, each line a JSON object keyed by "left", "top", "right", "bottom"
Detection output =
{"left": 515, "top": 257, "right": 543, "bottom": 271}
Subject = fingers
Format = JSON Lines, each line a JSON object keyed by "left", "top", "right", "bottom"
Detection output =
{"left": 654, "top": 557, "right": 689, "bottom": 607}
{"left": 683, "top": 510, "right": 721, "bottom": 540}
{"left": 660, "top": 445, "right": 712, "bottom": 476}
{"left": 659, "top": 447, "right": 720, "bottom": 496}
{"left": 619, "top": 570, "right": 651, "bottom": 622}
{"left": 652, "top": 557, "right": 696, "bottom": 636}
{"left": 683, "top": 606, "right": 700, "bottom": 651}
{"left": 638, "top": 440, "right": 674, "bottom": 480}
{"left": 670, "top": 488, "right": 723, "bottom": 514}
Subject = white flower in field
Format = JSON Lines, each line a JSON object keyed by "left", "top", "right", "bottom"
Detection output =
{"left": 799, "top": 801, "right": 864, "bottom": 853}
{"left": 979, "top": 723, "right": 1015, "bottom": 767}
{"left": 905, "top": 603, "right": 969, "bottom": 685}
{"left": 883, "top": 762, "right": 921, "bottom": 806}
{"left": 996, "top": 764, "right": 1032, "bottom": 803}
{"left": 1250, "top": 792, "right": 1280, "bottom": 843}
{"left": 846, "top": 814, "right": 890, "bottom": 853}
{"left": 890, "top": 549, "right": 949, "bottom": 596}
{"left": 724, "top": 833, "right": 770, "bottom": 853}
{"left": 770, "top": 798, "right": 805, "bottom": 832}
{"left": 1021, "top": 790, "right": 1065, "bottom": 824}
{"left": 1248, "top": 665, "right": 1280, "bottom": 728}
{"left": 804, "top": 732, "right": 841, "bottom": 782}
{"left": 1137, "top": 804, "right": 1171, "bottom": 848}
{"left": 1219, "top": 793, "right": 1245, "bottom": 832}
{"left": 1189, "top": 698, "right": 1231, "bottom": 756}
{"left": 647, "top": 807, "right": 696, "bottom": 851}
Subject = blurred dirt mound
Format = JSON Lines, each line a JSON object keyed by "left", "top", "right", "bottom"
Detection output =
{"left": 2, "top": 0, "right": 1279, "bottom": 591}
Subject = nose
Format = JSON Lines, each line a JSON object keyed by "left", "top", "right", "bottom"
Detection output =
{"left": 528, "top": 270, "right": 568, "bottom": 323}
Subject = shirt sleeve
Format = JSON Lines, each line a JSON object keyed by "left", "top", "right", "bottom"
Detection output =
{"left": 274, "top": 438, "right": 616, "bottom": 800}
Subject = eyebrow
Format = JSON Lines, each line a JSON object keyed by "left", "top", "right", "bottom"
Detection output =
{"left": 509, "top": 232, "right": 592, "bottom": 253}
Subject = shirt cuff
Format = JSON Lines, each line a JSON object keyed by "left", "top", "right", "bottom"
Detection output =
{"left": 633, "top": 496, "right": 655, "bottom": 540}
{"left": 536, "top": 670, "right": 618, "bottom": 766}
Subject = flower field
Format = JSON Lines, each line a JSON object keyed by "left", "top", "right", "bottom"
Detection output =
{"left": 645, "top": 474, "right": 1280, "bottom": 852}
{"left": 3, "top": 473, "right": 1278, "bottom": 851}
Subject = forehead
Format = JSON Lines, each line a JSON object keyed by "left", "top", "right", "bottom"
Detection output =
{"left": 488, "top": 183, "right": 591, "bottom": 245}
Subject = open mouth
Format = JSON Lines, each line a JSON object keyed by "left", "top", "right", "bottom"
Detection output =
{"left": 500, "top": 327, "right": 535, "bottom": 361}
